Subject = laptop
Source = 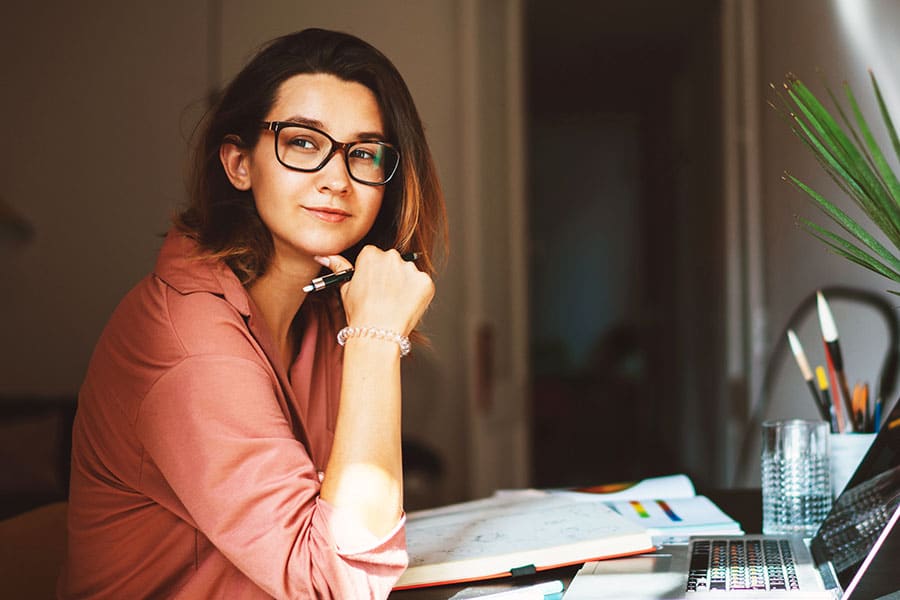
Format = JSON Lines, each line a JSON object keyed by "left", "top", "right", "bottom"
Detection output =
{"left": 563, "top": 399, "right": 900, "bottom": 599}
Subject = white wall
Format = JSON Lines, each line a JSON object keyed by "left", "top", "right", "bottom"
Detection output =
{"left": 0, "top": 2, "right": 208, "bottom": 394}
{"left": 739, "top": 0, "right": 900, "bottom": 483}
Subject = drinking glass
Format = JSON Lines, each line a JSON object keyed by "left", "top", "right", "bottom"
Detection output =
{"left": 761, "top": 419, "right": 832, "bottom": 537}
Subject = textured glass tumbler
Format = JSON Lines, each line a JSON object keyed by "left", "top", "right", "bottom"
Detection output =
{"left": 761, "top": 419, "right": 832, "bottom": 537}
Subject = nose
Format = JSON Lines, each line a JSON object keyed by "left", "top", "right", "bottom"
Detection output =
{"left": 315, "top": 149, "right": 352, "bottom": 194}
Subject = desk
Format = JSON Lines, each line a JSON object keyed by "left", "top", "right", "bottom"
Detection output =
{"left": 390, "top": 489, "right": 762, "bottom": 599}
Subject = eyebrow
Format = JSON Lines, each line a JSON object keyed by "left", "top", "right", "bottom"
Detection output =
{"left": 281, "top": 115, "right": 386, "bottom": 141}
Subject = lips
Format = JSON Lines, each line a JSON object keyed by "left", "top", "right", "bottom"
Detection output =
{"left": 303, "top": 205, "right": 351, "bottom": 223}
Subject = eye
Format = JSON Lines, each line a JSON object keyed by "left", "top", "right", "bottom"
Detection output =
{"left": 349, "top": 147, "right": 377, "bottom": 161}
{"left": 285, "top": 135, "right": 319, "bottom": 151}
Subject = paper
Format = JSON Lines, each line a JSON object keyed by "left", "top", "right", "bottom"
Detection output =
{"left": 562, "top": 560, "right": 686, "bottom": 599}
{"left": 544, "top": 475, "right": 742, "bottom": 543}
{"left": 603, "top": 495, "right": 743, "bottom": 539}
{"left": 555, "top": 474, "right": 696, "bottom": 501}
{"left": 449, "top": 579, "right": 564, "bottom": 599}
{"left": 397, "top": 493, "right": 654, "bottom": 588}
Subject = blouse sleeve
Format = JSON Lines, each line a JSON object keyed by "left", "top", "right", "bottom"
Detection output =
{"left": 134, "top": 354, "right": 408, "bottom": 599}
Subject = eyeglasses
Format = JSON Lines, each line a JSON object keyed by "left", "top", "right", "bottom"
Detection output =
{"left": 260, "top": 121, "right": 400, "bottom": 186}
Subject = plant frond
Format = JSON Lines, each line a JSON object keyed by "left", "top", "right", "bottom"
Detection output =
{"left": 785, "top": 174, "right": 900, "bottom": 273}
{"left": 779, "top": 72, "right": 900, "bottom": 279}
{"left": 843, "top": 81, "right": 900, "bottom": 237}
{"left": 798, "top": 217, "right": 900, "bottom": 282}
{"left": 783, "top": 80, "right": 894, "bottom": 235}
{"left": 870, "top": 70, "right": 900, "bottom": 170}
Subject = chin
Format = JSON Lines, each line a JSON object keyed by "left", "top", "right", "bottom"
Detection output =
{"left": 274, "top": 229, "right": 361, "bottom": 260}
{"left": 301, "top": 240, "right": 366, "bottom": 261}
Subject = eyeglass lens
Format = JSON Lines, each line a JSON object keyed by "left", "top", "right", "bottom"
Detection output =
{"left": 276, "top": 125, "right": 398, "bottom": 184}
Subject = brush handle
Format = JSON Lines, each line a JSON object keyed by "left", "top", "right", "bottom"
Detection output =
{"left": 835, "top": 370, "right": 855, "bottom": 433}
{"left": 806, "top": 380, "right": 830, "bottom": 422}
{"left": 825, "top": 340, "right": 844, "bottom": 371}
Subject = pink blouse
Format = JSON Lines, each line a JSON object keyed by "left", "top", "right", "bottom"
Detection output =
{"left": 58, "top": 231, "right": 407, "bottom": 599}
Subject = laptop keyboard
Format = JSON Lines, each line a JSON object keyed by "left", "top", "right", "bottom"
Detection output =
{"left": 686, "top": 539, "right": 800, "bottom": 592}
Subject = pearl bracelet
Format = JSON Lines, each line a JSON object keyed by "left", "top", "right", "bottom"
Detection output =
{"left": 336, "top": 326, "right": 411, "bottom": 357}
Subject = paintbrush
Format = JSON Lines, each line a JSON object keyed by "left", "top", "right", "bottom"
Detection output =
{"left": 817, "top": 290, "right": 855, "bottom": 432}
{"left": 787, "top": 329, "right": 829, "bottom": 421}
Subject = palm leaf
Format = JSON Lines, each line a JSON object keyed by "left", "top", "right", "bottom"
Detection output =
{"left": 784, "top": 78, "right": 900, "bottom": 241}
{"left": 798, "top": 217, "right": 900, "bottom": 282}
{"left": 782, "top": 85, "right": 893, "bottom": 237}
{"left": 870, "top": 70, "right": 900, "bottom": 166}
{"left": 778, "top": 72, "right": 900, "bottom": 287}
{"left": 843, "top": 82, "right": 900, "bottom": 235}
{"left": 785, "top": 174, "right": 900, "bottom": 273}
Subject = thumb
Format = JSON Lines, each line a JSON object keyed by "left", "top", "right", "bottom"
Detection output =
{"left": 314, "top": 254, "right": 353, "bottom": 274}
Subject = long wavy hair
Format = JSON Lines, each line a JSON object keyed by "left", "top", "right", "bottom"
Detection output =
{"left": 176, "top": 29, "right": 447, "bottom": 307}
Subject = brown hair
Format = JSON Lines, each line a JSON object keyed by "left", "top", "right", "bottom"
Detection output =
{"left": 176, "top": 28, "right": 447, "bottom": 295}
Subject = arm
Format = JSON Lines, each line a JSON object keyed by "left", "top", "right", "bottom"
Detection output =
{"left": 136, "top": 355, "right": 406, "bottom": 599}
{"left": 318, "top": 245, "right": 435, "bottom": 538}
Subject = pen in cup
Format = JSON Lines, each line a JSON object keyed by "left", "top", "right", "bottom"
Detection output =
{"left": 302, "top": 251, "right": 422, "bottom": 293}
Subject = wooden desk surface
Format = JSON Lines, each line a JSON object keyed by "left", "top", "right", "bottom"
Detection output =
{"left": 389, "top": 489, "right": 762, "bottom": 599}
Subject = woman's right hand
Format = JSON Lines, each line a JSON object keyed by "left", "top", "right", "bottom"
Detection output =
{"left": 314, "top": 245, "right": 434, "bottom": 336}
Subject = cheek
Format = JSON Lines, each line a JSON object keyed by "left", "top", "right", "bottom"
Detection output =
{"left": 249, "top": 187, "right": 280, "bottom": 227}
{"left": 361, "top": 189, "right": 386, "bottom": 228}
{"left": 248, "top": 168, "right": 299, "bottom": 218}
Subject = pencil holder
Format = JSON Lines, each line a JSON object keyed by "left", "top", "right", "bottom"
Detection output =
{"left": 829, "top": 433, "right": 876, "bottom": 498}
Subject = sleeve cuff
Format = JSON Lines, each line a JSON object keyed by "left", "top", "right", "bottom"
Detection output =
{"left": 316, "top": 497, "right": 406, "bottom": 555}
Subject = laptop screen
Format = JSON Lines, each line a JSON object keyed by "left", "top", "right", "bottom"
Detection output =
{"left": 809, "top": 398, "right": 900, "bottom": 591}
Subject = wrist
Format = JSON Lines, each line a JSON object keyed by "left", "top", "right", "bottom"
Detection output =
{"left": 337, "top": 326, "right": 411, "bottom": 357}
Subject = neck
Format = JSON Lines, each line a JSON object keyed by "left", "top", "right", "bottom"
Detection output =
{"left": 246, "top": 255, "right": 320, "bottom": 368}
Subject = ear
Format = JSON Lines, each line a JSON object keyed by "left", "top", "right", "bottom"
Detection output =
{"left": 219, "top": 138, "right": 252, "bottom": 191}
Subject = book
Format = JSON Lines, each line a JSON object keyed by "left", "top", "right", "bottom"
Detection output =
{"left": 566, "top": 473, "right": 698, "bottom": 500}
{"left": 549, "top": 474, "right": 744, "bottom": 543}
{"left": 394, "top": 491, "right": 655, "bottom": 590}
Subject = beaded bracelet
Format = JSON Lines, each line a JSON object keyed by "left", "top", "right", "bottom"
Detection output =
{"left": 336, "top": 326, "right": 411, "bottom": 357}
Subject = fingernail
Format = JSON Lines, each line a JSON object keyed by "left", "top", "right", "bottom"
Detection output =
{"left": 313, "top": 256, "right": 330, "bottom": 267}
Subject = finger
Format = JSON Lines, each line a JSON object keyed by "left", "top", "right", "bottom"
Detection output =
{"left": 314, "top": 254, "right": 353, "bottom": 274}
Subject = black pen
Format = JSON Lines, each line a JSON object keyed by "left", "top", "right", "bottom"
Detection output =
{"left": 302, "top": 252, "right": 422, "bottom": 293}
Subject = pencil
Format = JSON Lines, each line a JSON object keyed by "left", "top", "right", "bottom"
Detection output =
{"left": 862, "top": 383, "right": 870, "bottom": 432}
{"left": 852, "top": 383, "right": 863, "bottom": 432}
{"left": 816, "top": 366, "right": 839, "bottom": 433}
{"left": 874, "top": 395, "right": 884, "bottom": 433}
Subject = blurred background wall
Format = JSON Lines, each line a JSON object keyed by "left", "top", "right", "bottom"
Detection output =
{"left": 3, "top": 0, "right": 900, "bottom": 509}
{"left": 743, "top": 0, "right": 900, "bottom": 485}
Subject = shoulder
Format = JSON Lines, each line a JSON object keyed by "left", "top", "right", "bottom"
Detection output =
{"left": 162, "top": 283, "right": 255, "bottom": 357}
{"left": 95, "top": 233, "right": 260, "bottom": 372}
{"left": 142, "top": 229, "right": 258, "bottom": 358}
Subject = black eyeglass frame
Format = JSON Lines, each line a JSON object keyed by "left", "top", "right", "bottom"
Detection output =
{"left": 260, "top": 121, "right": 400, "bottom": 186}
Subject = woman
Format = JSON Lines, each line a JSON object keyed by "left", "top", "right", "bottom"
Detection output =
{"left": 59, "top": 28, "right": 446, "bottom": 599}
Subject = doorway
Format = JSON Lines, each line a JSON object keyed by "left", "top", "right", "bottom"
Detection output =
{"left": 525, "top": 0, "right": 727, "bottom": 489}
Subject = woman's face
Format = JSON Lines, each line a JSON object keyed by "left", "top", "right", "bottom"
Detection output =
{"left": 234, "top": 73, "right": 387, "bottom": 266}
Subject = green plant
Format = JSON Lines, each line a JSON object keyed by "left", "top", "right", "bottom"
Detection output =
{"left": 775, "top": 71, "right": 900, "bottom": 293}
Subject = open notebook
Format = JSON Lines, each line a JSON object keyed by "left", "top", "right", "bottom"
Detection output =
{"left": 395, "top": 490, "right": 654, "bottom": 589}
